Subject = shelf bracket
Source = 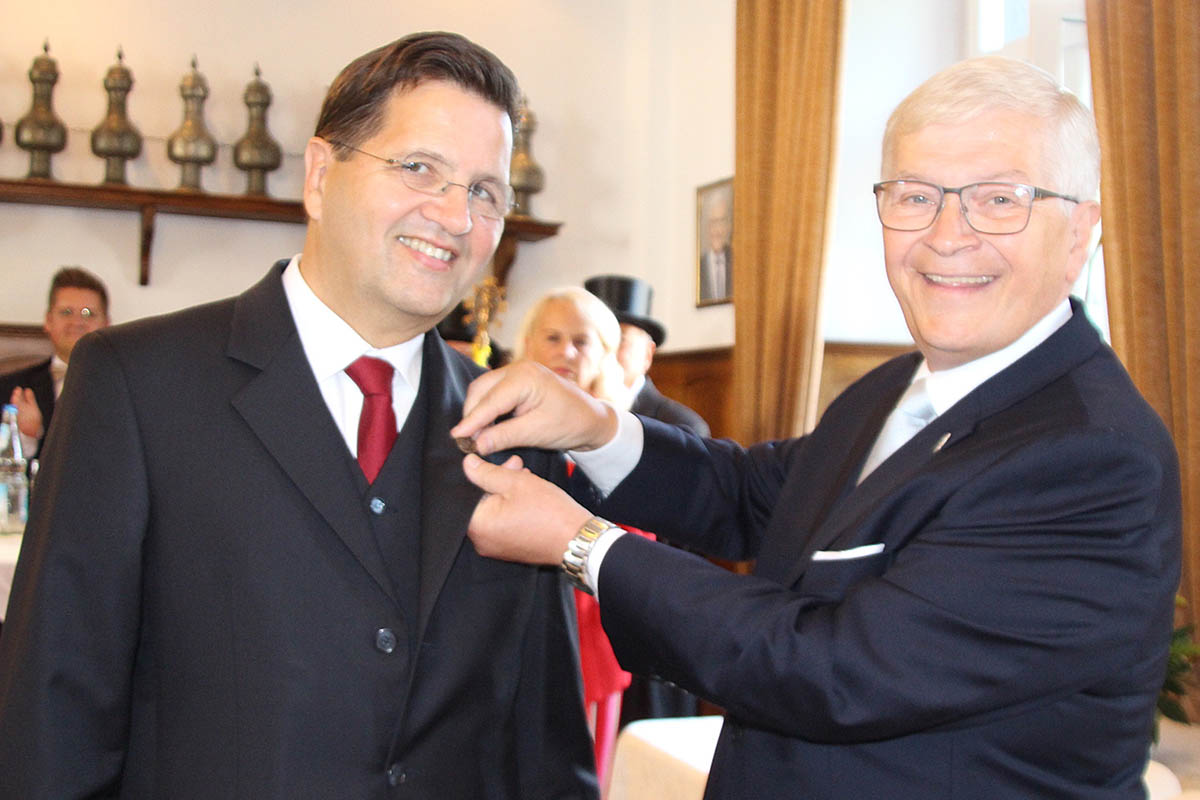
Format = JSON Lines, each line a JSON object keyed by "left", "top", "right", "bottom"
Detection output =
{"left": 139, "top": 205, "right": 157, "bottom": 286}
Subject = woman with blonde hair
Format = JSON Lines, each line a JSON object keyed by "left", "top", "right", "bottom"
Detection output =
{"left": 515, "top": 286, "right": 640, "bottom": 788}
{"left": 515, "top": 286, "right": 630, "bottom": 410}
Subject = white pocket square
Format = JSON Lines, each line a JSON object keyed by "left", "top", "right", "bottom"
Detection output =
{"left": 811, "top": 543, "right": 886, "bottom": 561}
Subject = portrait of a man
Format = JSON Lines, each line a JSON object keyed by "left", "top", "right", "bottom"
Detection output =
{"left": 697, "top": 178, "right": 733, "bottom": 305}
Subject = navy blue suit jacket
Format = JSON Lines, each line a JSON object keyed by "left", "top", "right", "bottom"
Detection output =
{"left": 595, "top": 300, "right": 1180, "bottom": 799}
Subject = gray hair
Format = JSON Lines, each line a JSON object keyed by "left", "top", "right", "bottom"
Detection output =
{"left": 882, "top": 57, "right": 1100, "bottom": 201}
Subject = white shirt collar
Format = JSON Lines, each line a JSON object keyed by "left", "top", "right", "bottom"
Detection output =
{"left": 280, "top": 255, "right": 423, "bottom": 391}
{"left": 628, "top": 373, "right": 646, "bottom": 397}
{"left": 921, "top": 299, "right": 1072, "bottom": 416}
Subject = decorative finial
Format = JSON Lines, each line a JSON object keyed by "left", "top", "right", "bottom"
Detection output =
{"left": 233, "top": 62, "right": 283, "bottom": 196}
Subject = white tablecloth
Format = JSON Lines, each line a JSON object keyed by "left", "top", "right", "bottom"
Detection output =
{"left": 607, "top": 716, "right": 723, "bottom": 800}
{"left": 0, "top": 532, "right": 24, "bottom": 622}
{"left": 1154, "top": 718, "right": 1200, "bottom": 792}
{"left": 606, "top": 713, "right": 1200, "bottom": 800}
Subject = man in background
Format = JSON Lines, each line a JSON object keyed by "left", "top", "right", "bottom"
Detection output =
{"left": 585, "top": 274, "right": 709, "bottom": 437}
{"left": 455, "top": 57, "right": 1181, "bottom": 799}
{"left": 0, "top": 32, "right": 596, "bottom": 799}
{"left": 0, "top": 267, "right": 109, "bottom": 457}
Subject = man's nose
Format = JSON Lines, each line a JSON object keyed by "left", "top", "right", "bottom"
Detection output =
{"left": 925, "top": 193, "right": 978, "bottom": 253}
{"left": 423, "top": 184, "right": 474, "bottom": 237}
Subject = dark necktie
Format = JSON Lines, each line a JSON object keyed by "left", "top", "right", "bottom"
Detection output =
{"left": 345, "top": 356, "right": 397, "bottom": 483}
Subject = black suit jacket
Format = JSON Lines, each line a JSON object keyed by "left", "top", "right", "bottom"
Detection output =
{"left": 0, "top": 263, "right": 598, "bottom": 799}
{"left": 594, "top": 300, "right": 1180, "bottom": 799}
{"left": 631, "top": 376, "right": 710, "bottom": 437}
{"left": 0, "top": 358, "right": 55, "bottom": 454}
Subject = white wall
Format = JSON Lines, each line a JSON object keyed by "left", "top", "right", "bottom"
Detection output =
{"left": 1, "top": 0, "right": 734, "bottom": 354}
{"left": 821, "top": 0, "right": 964, "bottom": 344}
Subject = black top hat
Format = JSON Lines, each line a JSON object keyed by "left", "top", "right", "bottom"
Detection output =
{"left": 584, "top": 274, "right": 666, "bottom": 346}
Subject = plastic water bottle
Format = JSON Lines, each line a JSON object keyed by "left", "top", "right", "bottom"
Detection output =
{"left": 0, "top": 404, "right": 29, "bottom": 534}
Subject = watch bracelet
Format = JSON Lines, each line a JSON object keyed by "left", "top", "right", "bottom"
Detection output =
{"left": 561, "top": 516, "right": 614, "bottom": 595}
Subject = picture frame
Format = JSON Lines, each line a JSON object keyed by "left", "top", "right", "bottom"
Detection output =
{"left": 696, "top": 177, "right": 733, "bottom": 307}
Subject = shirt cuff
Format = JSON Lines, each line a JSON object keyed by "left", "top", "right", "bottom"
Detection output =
{"left": 568, "top": 409, "right": 643, "bottom": 497}
{"left": 585, "top": 527, "right": 625, "bottom": 602}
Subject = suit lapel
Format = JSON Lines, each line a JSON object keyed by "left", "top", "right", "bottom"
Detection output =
{"left": 415, "top": 335, "right": 485, "bottom": 643}
{"left": 762, "top": 301, "right": 1107, "bottom": 589}
{"left": 751, "top": 354, "right": 919, "bottom": 585}
{"left": 227, "top": 263, "right": 397, "bottom": 604}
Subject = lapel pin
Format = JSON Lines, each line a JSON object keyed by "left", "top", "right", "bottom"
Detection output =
{"left": 933, "top": 432, "right": 951, "bottom": 453}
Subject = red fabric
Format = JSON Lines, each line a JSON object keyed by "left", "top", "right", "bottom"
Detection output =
{"left": 575, "top": 587, "right": 632, "bottom": 704}
{"left": 565, "top": 459, "right": 654, "bottom": 790}
{"left": 344, "top": 356, "right": 397, "bottom": 483}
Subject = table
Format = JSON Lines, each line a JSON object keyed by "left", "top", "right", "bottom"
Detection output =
{"left": 1154, "top": 718, "right": 1200, "bottom": 793}
{"left": 606, "top": 714, "right": 1200, "bottom": 800}
{"left": 0, "top": 532, "right": 24, "bottom": 622}
{"left": 607, "top": 716, "right": 723, "bottom": 800}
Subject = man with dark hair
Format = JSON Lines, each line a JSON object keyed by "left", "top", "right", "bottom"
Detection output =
{"left": 0, "top": 33, "right": 597, "bottom": 799}
{"left": 0, "top": 266, "right": 109, "bottom": 457}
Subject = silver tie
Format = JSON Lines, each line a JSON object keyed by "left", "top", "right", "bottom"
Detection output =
{"left": 858, "top": 376, "right": 936, "bottom": 482}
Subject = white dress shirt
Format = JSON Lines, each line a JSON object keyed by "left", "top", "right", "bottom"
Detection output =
{"left": 572, "top": 299, "right": 1076, "bottom": 594}
{"left": 281, "top": 256, "right": 423, "bottom": 458}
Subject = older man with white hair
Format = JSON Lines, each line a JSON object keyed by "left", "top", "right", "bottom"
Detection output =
{"left": 453, "top": 56, "right": 1182, "bottom": 800}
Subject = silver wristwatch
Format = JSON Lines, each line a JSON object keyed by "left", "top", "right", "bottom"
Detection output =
{"left": 561, "top": 516, "right": 616, "bottom": 595}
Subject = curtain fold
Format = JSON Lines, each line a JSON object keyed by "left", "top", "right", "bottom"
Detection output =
{"left": 733, "top": 0, "right": 843, "bottom": 442}
{"left": 1087, "top": 0, "right": 1200, "bottom": 712}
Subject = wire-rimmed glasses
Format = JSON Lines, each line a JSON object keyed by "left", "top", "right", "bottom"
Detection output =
{"left": 328, "top": 140, "right": 515, "bottom": 221}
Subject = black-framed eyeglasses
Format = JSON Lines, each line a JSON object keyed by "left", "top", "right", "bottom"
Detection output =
{"left": 328, "top": 140, "right": 515, "bottom": 221}
{"left": 872, "top": 180, "right": 1080, "bottom": 235}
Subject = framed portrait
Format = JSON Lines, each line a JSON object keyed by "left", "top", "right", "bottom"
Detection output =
{"left": 696, "top": 177, "right": 733, "bottom": 307}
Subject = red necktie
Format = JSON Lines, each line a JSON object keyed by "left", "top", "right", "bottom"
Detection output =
{"left": 345, "top": 356, "right": 397, "bottom": 483}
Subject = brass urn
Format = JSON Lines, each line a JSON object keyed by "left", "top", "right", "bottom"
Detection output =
{"left": 233, "top": 65, "right": 283, "bottom": 196}
{"left": 166, "top": 57, "right": 218, "bottom": 191}
{"left": 14, "top": 41, "right": 68, "bottom": 180}
{"left": 508, "top": 97, "right": 545, "bottom": 217}
{"left": 91, "top": 49, "right": 143, "bottom": 185}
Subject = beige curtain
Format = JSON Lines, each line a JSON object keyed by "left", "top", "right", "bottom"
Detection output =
{"left": 1087, "top": 0, "right": 1200, "bottom": 712}
{"left": 733, "top": 0, "right": 843, "bottom": 443}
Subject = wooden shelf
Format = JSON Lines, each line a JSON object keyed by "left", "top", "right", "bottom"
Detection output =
{"left": 493, "top": 214, "right": 562, "bottom": 286}
{"left": 0, "top": 178, "right": 560, "bottom": 287}
{"left": 0, "top": 178, "right": 305, "bottom": 286}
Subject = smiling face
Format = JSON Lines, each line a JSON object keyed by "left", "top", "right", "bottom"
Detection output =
{"left": 301, "top": 80, "right": 513, "bottom": 347}
{"left": 523, "top": 299, "right": 606, "bottom": 390}
{"left": 44, "top": 287, "right": 108, "bottom": 362}
{"left": 882, "top": 110, "right": 1099, "bottom": 370}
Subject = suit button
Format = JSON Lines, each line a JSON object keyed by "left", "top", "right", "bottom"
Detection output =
{"left": 386, "top": 762, "right": 406, "bottom": 786}
{"left": 375, "top": 628, "right": 397, "bottom": 654}
{"left": 369, "top": 497, "right": 386, "bottom": 514}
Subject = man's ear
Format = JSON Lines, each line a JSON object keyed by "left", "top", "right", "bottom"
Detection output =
{"left": 303, "top": 137, "right": 334, "bottom": 221}
{"left": 1063, "top": 200, "right": 1101, "bottom": 285}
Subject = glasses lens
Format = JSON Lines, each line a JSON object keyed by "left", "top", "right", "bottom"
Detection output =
{"left": 398, "top": 160, "right": 511, "bottom": 220}
{"left": 960, "top": 183, "right": 1034, "bottom": 234}
{"left": 468, "top": 181, "right": 514, "bottom": 220}
{"left": 875, "top": 181, "right": 941, "bottom": 231}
